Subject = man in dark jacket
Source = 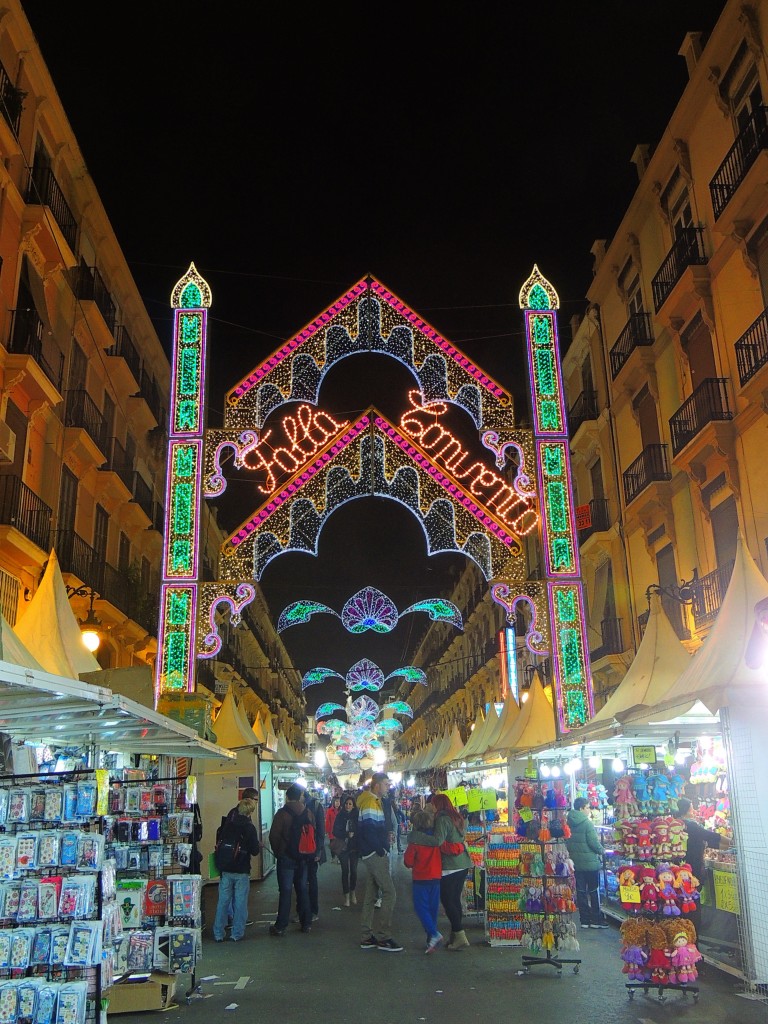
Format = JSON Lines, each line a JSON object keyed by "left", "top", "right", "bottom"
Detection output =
{"left": 300, "top": 789, "right": 326, "bottom": 920}
{"left": 565, "top": 797, "right": 607, "bottom": 929}
{"left": 268, "top": 784, "right": 314, "bottom": 935}
{"left": 212, "top": 795, "right": 261, "bottom": 941}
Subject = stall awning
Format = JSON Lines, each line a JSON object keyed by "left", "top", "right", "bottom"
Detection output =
{"left": 0, "top": 660, "right": 235, "bottom": 760}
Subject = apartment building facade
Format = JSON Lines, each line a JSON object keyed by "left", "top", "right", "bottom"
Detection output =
{"left": 564, "top": 0, "right": 768, "bottom": 706}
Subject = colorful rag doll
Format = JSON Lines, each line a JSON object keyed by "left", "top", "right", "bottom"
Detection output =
{"left": 587, "top": 782, "right": 598, "bottom": 808}
{"left": 649, "top": 773, "right": 672, "bottom": 812}
{"left": 638, "top": 865, "right": 659, "bottom": 913}
{"left": 646, "top": 923, "right": 670, "bottom": 984}
{"left": 652, "top": 818, "right": 671, "bottom": 859}
{"left": 613, "top": 776, "right": 637, "bottom": 818}
{"left": 673, "top": 863, "right": 700, "bottom": 914}
{"left": 620, "top": 918, "right": 648, "bottom": 981}
{"left": 667, "top": 818, "right": 686, "bottom": 858}
{"left": 596, "top": 784, "right": 609, "bottom": 809}
{"left": 656, "top": 864, "right": 681, "bottom": 916}
{"left": 635, "top": 818, "right": 653, "bottom": 857}
{"left": 633, "top": 775, "right": 651, "bottom": 813}
{"left": 665, "top": 920, "right": 701, "bottom": 984}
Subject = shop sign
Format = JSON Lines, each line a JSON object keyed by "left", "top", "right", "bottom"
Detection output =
{"left": 575, "top": 504, "right": 591, "bottom": 530}
{"left": 631, "top": 745, "right": 657, "bottom": 766}
{"left": 619, "top": 884, "right": 641, "bottom": 904}
{"left": 713, "top": 869, "right": 740, "bottom": 915}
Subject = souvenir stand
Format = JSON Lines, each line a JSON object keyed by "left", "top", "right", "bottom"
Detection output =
{"left": 0, "top": 653, "right": 234, "bottom": 1022}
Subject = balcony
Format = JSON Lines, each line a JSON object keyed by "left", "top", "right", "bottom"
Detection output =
{"left": 567, "top": 389, "right": 598, "bottom": 437}
{"left": 7, "top": 308, "right": 64, "bottom": 393}
{"left": 0, "top": 60, "right": 23, "bottom": 137}
{"left": 577, "top": 497, "right": 611, "bottom": 544}
{"left": 734, "top": 305, "right": 768, "bottom": 386}
{"left": 107, "top": 325, "right": 142, "bottom": 388}
{"left": 107, "top": 438, "right": 134, "bottom": 493}
{"left": 132, "top": 472, "right": 154, "bottom": 521}
{"left": 669, "top": 378, "right": 732, "bottom": 456}
{"left": 609, "top": 312, "right": 654, "bottom": 380}
{"left": 64, "top": 389, "right": 110, "bottom": 457}
{"left": 651, "top": 227, "right": 708, "bottom": 313}
{"left": 623, "top": 444, "right": 671, "bottom": 506}
{"left": 72, "top": 262, "right": 116, "bottom": 339}
{"left": 710, "top": 105, "right": 768, "bottom": 223}
{"left": 55, "top": 529, "right": 104, "bottom": 593}
{"left": 0, "top": 475, "right": 52, "bottom": 552}
{"left": 690, "top": 560, "right": 734, "bottom": 630}
{"left": 99, "top": 562, "right": 158, "bottom": 634}
{"left": 25, "top": 167, "right": 77, "bottom": 255}
{"left": 591, "top": 617, "right": 624, "bottom": 661}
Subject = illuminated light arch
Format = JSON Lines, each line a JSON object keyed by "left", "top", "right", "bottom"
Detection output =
{"left": 276, "top": 586, "right": 463, "bottom": 634}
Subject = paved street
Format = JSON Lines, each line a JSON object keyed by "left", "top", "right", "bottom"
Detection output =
{"left": 124, "top": 856, "right": 766, "bottom": 1024}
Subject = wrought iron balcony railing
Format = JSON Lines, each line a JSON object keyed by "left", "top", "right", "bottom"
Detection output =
{"left": 65, "top": 389, "right": 110, "bottom": 456}
{"left": 8, "top": 308, "right": 64, "bottom": 391}
{"left": 107, "top": 325, "right": 142, "bottom": 385}
{"left": 0, "top": 474, "right": 52, "bottom": 551}
{"left": 669, "top": 378, "right": 732, "bottom": 455}
{"left": 734, "top": 305, "right": 768, "bottom": 386}
{"left": 132, "top": 473, "right": 154, "bottom": 521}
{"left": 107, "top": 438, "right": 134, "bottom": 492}
{"left": 691, "top": 559, "right": 735, "bottom": 629}
{"left": 623, "top": 444, "right": 671, "bottom": 506}
{"left": 25, "top": 166, "right": 77, "bottom": 253}
{"left": 567, "top": 389, "right": 598, "bottom": 436}
{"left": 577, "top": 497, "right": 611, "bottom": 544}
{"left": 609, "top": 312, "right": 654, "bottom": 379}
{"left": 138, "top": 370, "right": 165, "bottom": 426}
{"left": 0, "top": 60, "right": 23, "bottom": 136}
{"left": 710, "top": 105, "right": 768, "bottom": 219}
{"left": 591, "top": 617, "right": 623, "bottom": 660}
{"left": 72, "top": 263, "right": 116, "bottom": 336}
{"left": 651, "top": 227, "right": 707, "bottom": 312}
{"left": 55, "top": 529, "right": 104, "bottom": 593}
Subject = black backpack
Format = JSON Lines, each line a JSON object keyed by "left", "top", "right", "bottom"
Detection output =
{"left": 214, "top": 812, "right": 245, "bottom": 873}
{"left": 286, "top": 805, "right": 316, "bottom": 861}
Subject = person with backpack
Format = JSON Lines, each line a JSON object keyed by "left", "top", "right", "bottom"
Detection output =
{"left": 301, "top": 788, "right": 326, "bottom": 921}
{"left": 268, "top": 783, "right": 316, "bottom": 935}
{"left": 211, "top": 795, "right": 260, "bottom": 942}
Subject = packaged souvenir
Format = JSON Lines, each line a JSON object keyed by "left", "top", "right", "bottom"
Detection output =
{"left": 49, "top": 927, "right": 70, "bottom": 966}
{"left": 0, "top": 841, "right": 14, "bottom": 880}
{"left": 54, "top": 981, "right": 87, "bottom": 1024}
{"left": 37, "top": 881, "right": 59, "bottom": 919}
{"left": 126, "top": 848, "right": 141, "bottom": 872}
{"left": 10, "top": 928, "right": 34, "bottom": 969}
{"left": 18, "top": 980, "right": 42, "bottom": 1024}
{"left": 139, "top": 789, "right": 153, "bottom": 813}
{"left": 16, "top": 882, "right": 38, "bottom": 921}
{"left": 101, "top": 860, "right": 116, "bottom": 903}
{"left": 0, "top": 981, "right": 19, "bottom": 1024}
{"left": 108, "top": 787, "right": 124, "bottom": 815}
{"left": 143, "top": 878, "right": 167, "bottom": 918}
{"left": 127, "top": 930, "right": 153, "bottom": 971}
{"left": 116, "top": 819, "right": 131, "bottom": 844}
{"left": 169, "top": 929, "right": 196, "bottom": 972}
{"left": 177, "top": 844, "right": 192, "bottom": 868}
{"left": 16, "top": 833, "right": 38, "bottom": 871}
{"left": 43, "top": 789, "right": 62, "bottom": 822}
{"left": 151, "top": 928, "right": 171, "bottom": 972}
{"left": 102, "top": 817, "right": 116, "bottom": 844}
{"left": 152, "top": 786, "right": 168, "bottom": 812}
{"left": 3, "top": 883, "right": 21, "bottom": 919}
{"left": 36, "top": 833, "right": 59, "bottom": 869}
{"left": 29, "top": 790, "right": 46, "bottom": 821}
{"left": 0, "top": 791, "right": 8, "bottom": 824}
{"left": 168, "top": 875, "right": 200, "bottom": 922}
{"left": 75, "top": 834, "right": 103, "bottom": 872}
{"left": 95, "top": 770, "right": 109, "bottom": 817}
{"left": 124, "top": 789, "right": 140, "bottom": 814}
{"left": 75, "top": 783, "right": 96, "bottom": 819}
{"left": 62, "top": 786, "right": 78, "bottom": 822}
{"left": 33, "top": 986, "right": 56, "bottom": 1024}
{"left": 112, "top": 846, "right": 128, "bottom": 871}
{"left": 30, "top": 929, "right": 51, "bottom": 966}
{"left": 116, "top": 883, "right": 144, "bottom": 929}
{"left": 179, "top": 812, "right": 194, "bottom": 836}
{"left": 7, "top": 789, "right": 29, "bottom": 823}
{"left": 0, "top": 932, "right": 10, "bottom": 968}
{"left": 147, "top": 817, "right": 161, "bottom": 842}
{"left": 64, "top": 922, "right": 100, "bottom": 967}
{"left": 59, "top": 833, "right": 79, "bottom": 868}
{"left": 58, "top": 879, "right": 83, "bottom": 919}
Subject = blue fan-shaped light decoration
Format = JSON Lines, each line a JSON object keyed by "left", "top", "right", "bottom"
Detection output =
{"left": 301, "top": 668, "right": 344, "bottom": 690}
{"left": 346, "top": 658, "right": 386, "bottom": 692}
{"left": 387, "top": 700, "right": 414, "bottom": 718}
{"left": 277, "top": 599, "right": 339, "bottom": 632}
{"left": 341, "top": 587, "right": 399, "bottom": 633}
{"left": 314, "top": 702, "right": 346, "bottom": 718}
{"left": 349, "top": 695, "right": 380, "bottom": 722}
{"left": 400, "top": 598, "right": 464, "bottom": 631}
{"left": 385, "top": 666, "right": 427, "bottom": 686}
{"left": 375, "top": 719, "right": 403, "bottom": 734}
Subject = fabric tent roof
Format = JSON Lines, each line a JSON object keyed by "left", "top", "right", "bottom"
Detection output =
{"left": 424, "top": 730, "right": 452, "bottom": 769}
{"left": 656, "top": 534, "right": 768, "bottom": 715}
{"left": 454, "top": 710, "right": 485, "bottom": 761}
{"left": 15, "top": 549, "right": 100, "bottom": 678}
{"left": 491, "top": 673, "right": 556, "bottom": 753}
{"left": 436, "top": 725, "right": 466, "bottom": 766}
{"left": 212, "top": 690, "right": 261, "bottom": 749}
{"left": 457, "top": 705, "right": 497, "bottom": 761}
{"left": 479, "top": 694, "right": 521, "bottom": 755}
{"left": 0, "top": 613, "right": 44, "bottom": 670}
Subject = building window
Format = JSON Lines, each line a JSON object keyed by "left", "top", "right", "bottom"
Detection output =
{"left": 0, "top": 568, "right": 20, "bottom": 625}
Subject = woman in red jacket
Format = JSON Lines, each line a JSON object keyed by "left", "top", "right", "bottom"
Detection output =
{"left": 325, "top": 796, "right": 341, "bottom": 860}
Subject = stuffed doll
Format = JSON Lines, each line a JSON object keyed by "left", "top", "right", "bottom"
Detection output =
{"left": 620, "top": 919, "right": 648, "bottom": 981}
{"left": 656, "top": 864, "right": 681, "bottom": 916}
{"left": 576, "top": 780, "right": 588, "bottom": 802}
{"left": 596, "top": 784, "right": 609, "bottom": 809}
{"left": 621, "top": 821, "right": 637, "bottom": 859}
{"left": 541, "top": 920, "right": 555, "bottom": 950}
{"left": 633, "top": 775, "right": 651, "bottom": 813}
{"left": 638, "top": 865, "right": 659, "bottom": 913}
{"left": 543, "top": 783, "right": 556, "bottom": 809}
{"left": 650, "top": 773, "right": 672, "bottom": 812}
{"left": 587, "top": 782, "right": 598, "bottom": 808}
{"left": 613, "top": 776, "right": 637, "bottom": 818}
{"left": 635, "top": 818, "right": 653, "bottom": 858}
{"left": 646, "top": 923, "right": 670, "bottom": 984}
{"left": 665, "top": 919, "right": 701, "bottom": 984}
{"left": 668, "top": 818, "right": 686, "bottom": 858}
{"left": 652, "top": 818, "right": 671, "bottom": 859}
{"left": 673, "top": 863, "right": 700, "bottom": 915}
{"left": 554, "top": 780, "right": 568, "bottom": 808}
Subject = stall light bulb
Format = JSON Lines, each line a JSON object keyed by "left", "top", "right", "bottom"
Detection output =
{"left": 313, "top": 749, "right": 326, "bottom": 768}
{"left": 551, "top": 766, "right": 561, "bottom": 778}
{"left": 588, "top": 755, "right": 601, "bottom": 770}
{"left": 407, "top": 776, "right": 416, "bottom": 787}
{"left": 540, "top": 764, "right": 551, "bottom": 778}
{"left": 675, "top": 748, "right": 689, "bottom": 765}
{"left": 612, "top": 757, "right": 624, "bottom": 773}
{"left": 571, "top": 757, "right": 582, "bottom": 773}
{"left": 521, "top": 691, "right": 530, "bottom": 703}
{"left": 81, "top": 629, "right": 100, "bottom": 653}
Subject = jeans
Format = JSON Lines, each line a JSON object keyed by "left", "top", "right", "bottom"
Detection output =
{"left": 306, "top": 856, "right": 319, "bottom": 916}
{"left": 575, "top": 869, "right": 601, "bottom": 925}
{"left": 360, "top": 852, "right": 396, "bottom": 941}
{"left": 276, "top": 856, "right": 310, "bottom": 930}
{"left": 213, "top": 871, "right": 250, "bottom": 940}
{"left": 440, "top": 869, "right": 468, "bottom": 932}
{"left": 339, "top": 850, "right": 358, "bottom": 894}
{"left": 412, "top": 879, "right": 440, "bottom": 940}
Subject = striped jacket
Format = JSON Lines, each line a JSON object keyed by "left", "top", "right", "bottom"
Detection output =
{"left": 356, "top": 789, "right": 389, "bottom": 858}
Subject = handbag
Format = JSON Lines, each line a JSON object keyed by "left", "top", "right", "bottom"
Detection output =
{"left": 329, "top": 835, "right": 347, "bottom": 857}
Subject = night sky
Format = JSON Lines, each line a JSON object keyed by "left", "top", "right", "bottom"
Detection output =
{"left": 21, "top": 2, "right": 727, "bottom": 709}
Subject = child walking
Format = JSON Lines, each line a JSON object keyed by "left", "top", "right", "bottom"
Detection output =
{"left": 404, "top": 807, "right": 443, "bottom": 953}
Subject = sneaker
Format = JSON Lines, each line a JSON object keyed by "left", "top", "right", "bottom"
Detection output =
{"left": 269, "top": 925, "right": 285, "bottom": 937}
{"left": 351, "top": 892, "right": 357, "bottom": 905}
{"left": 301, "top": 926, "right": 312, "bottom": 933}
{"left": 374, "top": 898, "right": 383, "bottom": 909}
{"left": 360, "top": 936, "right": 379, "bottom": 949}
{"left": 378, "top": 938, "right": 404, "bottom": 952}
{"left": 590, "top": 923, "right": 609, "bottom": 929}
{"left": 426, "top": 933, "right": 443, "bottom": 954}
{"left": 312, "top": 914, "right": 319, "bottom": 922}
{"left": 580, "top": 924, "right": 590, "bottom": 929}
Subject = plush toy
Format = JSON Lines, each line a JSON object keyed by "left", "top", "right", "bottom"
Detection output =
{"left": 596, "top": 784, "right": 609, "bottom": 809}
{"left": 638, "top": 865, "right": 659, "bottom": 913}
{"left": 620, "top": 919, "right": 648, "bottom": 981}
{"left": 530, "top": 850, "right": 545, "bottom": 877}
{"left": 652, "top": 818, "right": 670, "bottom": 859}
{"left": 668, "top": 818, "right": 686, "bottom": 857}
{"left": 560, "top": 921, "right": 580, "bottom": 951}
{"left": 621, "top": 822, "right": 637, "bottom": 859}
{"left": 541, "top": 920, "right": 555, "bottom": 950}
{"left": 633, "top": 774, "right": 651, "bottom": 813}
{"left": 656, "top": 864, "right": 681, "bottom": 916}
{"left": 669, "top": 773, "right": 686, "bottom": 800}
{"left": 543, "top": 783, "right": 556, "bottom": 809}
{"left": 614, "top": 776, "right": 638, "bottom": 818}
{"left": 587, "top": 782, "right": 599, "bottom": 808}
{"left": 635, "top": 819, "right": 653, "bottom": 858}
{"left": 664, "top": 919, "right": 700, "bottom": 984}
{"left": 673, "top": 863, "right": 700, "bottom": 915}
{"left": 554, "top": 780, "right": 568, "bottom": 808}
{"left": 576, "top": 780, "right": 588, "bottom": 802}
{"left": 649, "top": 773, "right": 672, "bottom": 811}
{"left": 646, "top": 923, "right": 670, "bottom": 984}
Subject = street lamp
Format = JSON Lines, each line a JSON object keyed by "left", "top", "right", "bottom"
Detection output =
{"left": 65, "top": 585, "right": 101, "bottom": 653}
{"left": 645, "top": 572, "right": 697, "bottom": 608}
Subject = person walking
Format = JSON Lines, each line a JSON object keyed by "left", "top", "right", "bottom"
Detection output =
{"left": 268, "top": 783, "right": 315, "bottom": 936}
{"left": 408, "top": 793, "right": 472, "bottom": 950}
{"left": 357, "top": 772, "right": 403, "bottom": 951}
{"left": 326, "top": 795, "right": 342, "bottom": 862}
{"left": 565, "top": 796, "right": 607, "bottom": 929}
{"left": 332, "top": 794, "right": 359, "bottom": 906}
{"left": 211, "top": 795, "right": 260, "bottom": 942}
{"left": 301, "top": 788, "right": 326, "bottom": 921}
{"left": 404, "top": 805, "right": 443, "bottom": 952}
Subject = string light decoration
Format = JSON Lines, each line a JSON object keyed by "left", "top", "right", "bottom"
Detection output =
{"left": 156, "top": 265, "right": 212, "bottom": 699}
{"left": 301, "top": 659, "right": 426, "bottom": 693}
{"left": 198, "top": 583, "right": 257, "bottom": 658}
{"left": 225, "top": 277, "right": 514, "bottom": 434}
{"left": 276, "top": 585, "right": 463, "bottom": 634}
{"left": 220, "top": 409, "right": 526, "bottom": 583}
{"left": 515, "top": 266, "right": 594, "bottom": 731}
{"left": 315, "top": 693, "right": 412, "bottom": 761}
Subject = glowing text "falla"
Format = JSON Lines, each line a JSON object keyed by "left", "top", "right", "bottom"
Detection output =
{"left": 246, "top": 405, "right": 349, "bottom": 494}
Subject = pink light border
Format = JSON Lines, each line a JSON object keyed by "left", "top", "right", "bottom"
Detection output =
{"left": 169, "top": 308, "right": 208, "bottom": 436}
